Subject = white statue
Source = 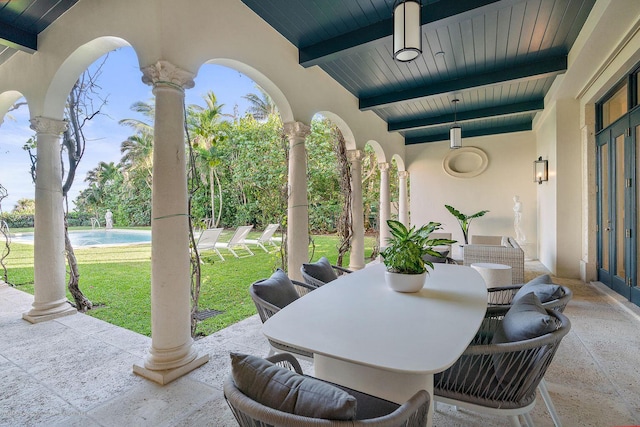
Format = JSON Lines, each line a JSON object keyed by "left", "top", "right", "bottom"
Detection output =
{"left": 513, "top": 195, "right": 525, "bottom": 243}
{"left": 105, "top": 209, "right": 113, "bottom": 230}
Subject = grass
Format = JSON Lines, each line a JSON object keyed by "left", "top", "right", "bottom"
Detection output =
{"left": 2, "top": 229, "right": 376, "bottom": 337}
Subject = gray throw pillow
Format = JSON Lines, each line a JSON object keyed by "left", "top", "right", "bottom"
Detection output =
{"left": 230, "top": 353, "right": 357, "bottom": 420}
{"left": 302, "top": 256, "right": 338, "bottom": 283}
{"left": 492, "top": 293, "right": 558, "bottom": 384}
{"left": 493, "top": 292, "right": 557, "bottom": 344}
{"left": 513, "top": 274, "right": 564, "bottom": 303}
{"left": 252, "top": 269, "right": 299, "bottom": 309}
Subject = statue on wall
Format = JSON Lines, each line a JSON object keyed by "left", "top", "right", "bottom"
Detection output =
{"left": 513, "top": 195, "right": 525, "bottom": 244}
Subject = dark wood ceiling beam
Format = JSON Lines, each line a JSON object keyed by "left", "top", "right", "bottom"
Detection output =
{"left": 360, "top": 55, "right": 567, "bottom": 110}
{"left": 404, "top": 122, "right": 532, "bottom": 145}
{"left": 299, "top": 0, "right": 503, "bottom": 68}
{"left": 388, "top": 99, "right": 544, "bottom": 132}
{"left": 0, "top": 22, "right": 36, "bottom": 53}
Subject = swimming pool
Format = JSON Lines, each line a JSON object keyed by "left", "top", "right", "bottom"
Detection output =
{"left": 11, "top": 229, "right": 152, "bottom": 247}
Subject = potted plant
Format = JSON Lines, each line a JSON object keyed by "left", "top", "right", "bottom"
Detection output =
{"left": 381, "top": 220, "right": 456, "bottom": 292}
{"left": 444, "top": 205, "right": 489, "bottom": 245}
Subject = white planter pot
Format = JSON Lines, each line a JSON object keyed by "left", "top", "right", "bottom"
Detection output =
{"left": 385, "top": 271, "right": 427, "bottom": 293}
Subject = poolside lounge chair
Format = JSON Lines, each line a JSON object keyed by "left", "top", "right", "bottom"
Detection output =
{"left": 215, "top": 225, "right": 254, "bottom": 258}
{"left": 243, "top": 223, "right": 280, "bottom": 252}
{"left": 195, "top": 228, "right": 225, "bottom": 261}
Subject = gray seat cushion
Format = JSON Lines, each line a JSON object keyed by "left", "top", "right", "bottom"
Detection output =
{"left": 252, "top": 269, "right": 299, "bottom": 309}
{"left": 513, "top": 274, "right": 564, "bottom": 303}
{"left": 302, "top": 256, "right": 338, "bottom": 283}
{"left": 230, "top": 353, "right": 357, "bottom": 420}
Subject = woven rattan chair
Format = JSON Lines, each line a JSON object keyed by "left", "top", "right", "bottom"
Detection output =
{"left": 463, "top": 239, "right": 525, "bottom": 284}
{"left": 434, "top": 308, "right": 571, "bottom": 427}
{"left": 224, "top": 353, "right": 431, "bottom": 427}
{"left": 485, "top": 283, "right": 573, "bottom": 427}
{"left": 487, "top": 285, "right": 573, "bottom": 313}
{"left": 300, "top": 257, "right": 352, "bottom": 288}
{"left": 250, "top": 276, "right": 317, "bottom": 360}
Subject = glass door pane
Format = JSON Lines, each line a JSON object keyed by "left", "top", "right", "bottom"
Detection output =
{"left": 599, "top": 140, "right": 610, "bottom": 273}
{"left": 615, "top": 133, "right": 626, "bottom": 279}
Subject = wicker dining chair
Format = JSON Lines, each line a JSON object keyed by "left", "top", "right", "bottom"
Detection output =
{"left": 434, "top": 294, "right": 571, "bottom": 427}
{"left": 250, "top": 270, "right": 317, "bottom": 360}
{"left": 224, "top": 352, "right": 431, "bottom": 427}
{"left": 300, "top": 256, "right": 351, "bottom": 288}
{"left": 484, "top": 275, "right": 573, "bottom": 427}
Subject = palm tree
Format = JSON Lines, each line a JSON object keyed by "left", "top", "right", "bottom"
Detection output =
{"left": 188, "top": 91, "right": 228, "bottom": 227}
{"left": 85, "top": 161, "right": 119, "bottom": 187}
{"left": 119, "top": 131, "right": 154, "bottom": 190}
{"left": 12, "top": 198, "right": 35, "bottom": 214}
{"left": 243, "top": 85, "right": 278, "bottom": 121}
{"left": 118, "top": 100, "right": 154, "bottom": 134}
{"left": 82, "top": 161, "right": 120, "bottom": 215}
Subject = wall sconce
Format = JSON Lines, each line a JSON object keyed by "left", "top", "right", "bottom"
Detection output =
{"left": 393, "top": 0, "right": 422, "bottom": 62}
{"left": 450, "top": 98, "right": 462, "bottom": 149}
{"left": 534, "top": 156, "right": 548, "bottom": 184}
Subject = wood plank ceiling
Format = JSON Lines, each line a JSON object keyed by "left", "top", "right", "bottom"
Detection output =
{"left": 0, "top": 0, "right": 78, "bottom": 64}
{"left": 0, "top": 1, "right": 596, "bottom": 145}
{"left": 241, "top": 0, "right": 596, "bottom": 144}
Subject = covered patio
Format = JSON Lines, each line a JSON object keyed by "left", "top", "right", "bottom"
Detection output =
{"left": 1, "top": 263, "right": 639, "bottom": 426}
{"left": 2, "top": 0, "right": 640, "bottom": 424}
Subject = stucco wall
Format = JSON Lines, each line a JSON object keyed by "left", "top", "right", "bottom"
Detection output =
{"left": 406, "top": 132, "right": 537, "bottom": 259}
{"left": 536, "top": 103, "right": 558, "bottom": 274}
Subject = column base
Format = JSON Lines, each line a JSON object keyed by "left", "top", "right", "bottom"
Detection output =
{"left": 133, "top": 353, "right": 209, "bottom": 385}
{"left": 22, "top": 301, "right": 76, "bottom": 324}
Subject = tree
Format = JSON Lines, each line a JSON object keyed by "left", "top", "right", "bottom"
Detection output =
{"left": 188, "top": 91, "right": 229, "bottom": 227}
{"left": 331, "top": 126, "right": 352, "bottom": 267}
{"left": 12, "top": 198, "right": 35, "bottom": 214}
{"left": 60, "top": 56, "right": 109, "bottom": 312}
{"left": 243, "top": 85, "right": 278, "bottom": 121}
{"left": 119, "top": 132, "right": 154, "bottom": 190}
{"left": 0, "top": 184, "right": 9, "bottom": 283}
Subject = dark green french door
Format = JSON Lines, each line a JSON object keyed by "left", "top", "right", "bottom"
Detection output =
{"left": 597, "top": 108, "right": 640, "bottom": 305}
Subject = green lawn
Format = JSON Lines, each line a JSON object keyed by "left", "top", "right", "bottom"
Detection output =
{"left": 3, "top": 230, "right": 376, "bottom": 337}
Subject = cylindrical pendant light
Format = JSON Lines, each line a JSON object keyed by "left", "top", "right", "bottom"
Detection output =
{"left": 450, "top": 98, "right": 462, "bottom": 149}
{"left": 393, "top": 0, "right": 422, "bottom": 62}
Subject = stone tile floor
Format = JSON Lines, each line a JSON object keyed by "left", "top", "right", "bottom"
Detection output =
{"left": 1, "top": 262, "right": 640, "bottom": 426}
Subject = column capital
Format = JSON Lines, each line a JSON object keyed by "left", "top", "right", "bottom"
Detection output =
{"left": 398, "top": 170, "right": 409, "bottom": 179}
{"left": 141, "top": 60, "right": 195, "bottom": 91}
{"left": 283, "top": 121, "right": 310, "bottom": 139}
{"left": 29, "top": 117, "right": 68, "bottom": 135}
{"left": 347, "top": 149, "right": 364, "bottom": 162}
{"left": 378, "top": 162, "right": 390, "bottom": 171}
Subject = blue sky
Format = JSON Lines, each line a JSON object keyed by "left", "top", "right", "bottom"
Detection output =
{"left": 0, "top": 47, "right": 257, "bottom": 212}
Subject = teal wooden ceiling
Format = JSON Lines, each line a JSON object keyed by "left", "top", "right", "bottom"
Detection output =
{"left": 0, "top": 0, "right": 597, "bottom": 145}
{"left": 241, "top": 0, "right": 596, "bottom": 144}
{"left": 0, "top": 0, "right": 78, "bottom": 64}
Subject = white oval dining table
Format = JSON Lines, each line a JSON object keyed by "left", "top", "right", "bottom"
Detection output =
{"left": 263, "top": 262, "right": 487, "bottom": 426}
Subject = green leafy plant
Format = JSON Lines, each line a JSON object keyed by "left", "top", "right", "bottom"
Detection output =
{"left": 381, "top": 220, "right": 456, "bottom": 274}
{"left": 444, "top": 205, "right": 490, "bottom": 245}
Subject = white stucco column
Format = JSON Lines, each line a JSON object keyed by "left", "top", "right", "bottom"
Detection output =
{"left": 284, "top": 121, "right": 311, "bottom": 281}
{"left": 23, "top": 117, "right": 76, "bottom": 323}
{"left": 348, "top": 149, "right": 365, "bottom": 270}
{"left": 133, "top": 61, "right": 208, "bottom": 384}
{"left": 379, "top": 162, "right": 391, "bottom": 249}
{"left": 398, "top": 170, "right": 409, "bottom": 226}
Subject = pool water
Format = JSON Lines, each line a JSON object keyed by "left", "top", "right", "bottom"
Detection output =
{"left": 11, "top": 229, "right": 151, "bottom": 247}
